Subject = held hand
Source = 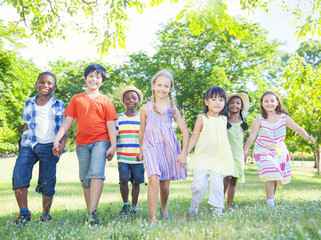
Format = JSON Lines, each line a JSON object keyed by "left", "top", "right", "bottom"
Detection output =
{"left": 52, "top": 143, "right": 61, "bottom": 157}
{"left": 307, "top": 135, "right": 316, "bottom": 144}
{"left": 176, "top": 154, "right": 187, "bottom": 167}
{"left": 106, "top": 146, "right": 116, "bottom": 161}
{"left": 136, "top": 152, "right": 143, "bottom": 162}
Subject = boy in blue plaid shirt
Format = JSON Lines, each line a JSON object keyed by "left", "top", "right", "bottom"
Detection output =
{"left": 12, "top": 72, "right": 67, "bottom": 223}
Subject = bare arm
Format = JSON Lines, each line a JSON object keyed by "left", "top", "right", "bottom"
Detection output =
{"left": 243, "top": 115, "right": 261, "bottom": 160}
{"left": 106, "top": 120, "right": 117, "bottom": 161}
{"left": 286, "top": 115, "right": 316, "bottom": 144}
{"left": 53, "top": 116, "right": 74, "bottom": 151}
{"left": 187, "top": 115, "right": 203, "bottom": 154}
{"left": 174, "top": 106, "right": 189, "bottom": 166}
{"left": 137, "top": 105, "right": 147, "bottom": 161}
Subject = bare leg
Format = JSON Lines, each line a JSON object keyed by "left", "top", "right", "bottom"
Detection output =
{"left": 264, "top": 181, "right": 276, "bottom": 199}
{"left": 14, "top": 187, "right": 28, "bottom": 210}
{"left": 147, "top": 175, "right": 159, "bottom": 225}
{"left": 159, "top": 179, "right": 170, "bottom": 218}
{"left": 88, "top": 178, "right": 104, "bottom": 212}
{"left": 120, "top": 179, "right": 129, "bottom": 203}
{"left": 226, "top": 177, "right": 237, "bottom": 208}
{"left": 83, "top": 188, "right": 90, "bottom": 209}
{"left": 42, "top": 195, "right": 53, "bottom": 214}
{"left": 132, "top": 183, "right": 140, "bottom": 207}
{"left": 223, "top": 176, "right": 232, "bottom": 196}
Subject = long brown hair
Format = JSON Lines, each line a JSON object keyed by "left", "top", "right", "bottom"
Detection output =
{"left": 260, "top": 91, "right": 289, "bottom": 119}
{"left": 151, "top": 69, "right": 175, "bottom": 115}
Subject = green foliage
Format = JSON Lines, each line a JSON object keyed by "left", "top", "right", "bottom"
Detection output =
{"left": 240, "top": 0, "right": 321, "bottom": 40}
{"left": 0, "top": 22, "right": 39, "bottom": 155}
{"left": 297, "top": 39, "right": 321, "bottom": 68}
{"left": 281, "top": 53, "right": 321, "bottom": 154}
{"left": 113, "top": 18, "right": 283, "bottom": 130}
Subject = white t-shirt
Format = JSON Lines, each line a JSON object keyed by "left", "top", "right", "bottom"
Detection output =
{"left": 35, "top": 97, "right": 56, "bottom": 144}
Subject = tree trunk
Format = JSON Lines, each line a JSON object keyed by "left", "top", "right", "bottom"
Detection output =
{"left": 314, "top": 151, "right": 317, "bottom": 168}
{"left": 301, "top": 152, "right": 303, "bottom": 166}
{"left": 317, "top": 145, "right": 321, "bottom": 175}
{"left": 291, "top": 152, "right": 294, "bottom": 165}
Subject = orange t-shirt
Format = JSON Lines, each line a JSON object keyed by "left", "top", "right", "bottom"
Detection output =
{"left": 64, "top": 92, "right": 118, "bottom": 146}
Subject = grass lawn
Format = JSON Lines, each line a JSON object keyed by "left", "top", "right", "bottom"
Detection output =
{"left": 0, "top": 152, "right": 321, "bottom": 239}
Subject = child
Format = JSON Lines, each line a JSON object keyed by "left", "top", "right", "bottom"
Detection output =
{"left": 188, "top": 86, "right": 234, "bottom": 217}
{"left": 138, "top": 69, "right": 189, "bottom": 225}
{"left": 224, "top": 93, "right": 249, "bottom": 210}
{"left": 12, "top": 72, "right": 66, "bottom": 223}
{"left": 244, "top": 90, "right": 316, "bottom": 207}
{"left": 116, "top": 86, "right": 145, "bottom": 217}
{"left": 53, "top": 64, "right": 117, "bottom": 224}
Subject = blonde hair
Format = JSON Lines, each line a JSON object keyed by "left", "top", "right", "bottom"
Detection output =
{"left": 151, "top": 69, "right": 176, "bottom": 115}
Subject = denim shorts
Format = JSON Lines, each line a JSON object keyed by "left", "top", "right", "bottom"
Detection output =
{"left": 76, "top": 140, "right": 110, "bottom": 188}
{"left": 118, "top": 162, "right": 145, "bottom": 184}
{"left": 12, "top": 143, "right": 59, "bottom": 196}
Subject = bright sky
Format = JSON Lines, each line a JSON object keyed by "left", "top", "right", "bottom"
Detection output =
{"left": 0, "top": 0, "right": 315, "bottom": 69}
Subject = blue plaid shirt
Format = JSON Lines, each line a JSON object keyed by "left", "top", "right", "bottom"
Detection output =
{"left": 20, "top": 95, "right": 66, "bottom": 150}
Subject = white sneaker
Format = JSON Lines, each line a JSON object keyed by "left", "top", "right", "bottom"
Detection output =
{"left": 189, "top": 201, "right": 199, "bottom": 217}
{"left": 213, "top": 208, "right": 224, "bottom": 218}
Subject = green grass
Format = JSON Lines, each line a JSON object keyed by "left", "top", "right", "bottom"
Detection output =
{"left": 1, "top": 152, "right": 321, "bottom": 239}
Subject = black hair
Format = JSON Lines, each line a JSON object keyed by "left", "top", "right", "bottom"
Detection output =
{"left": 84, "top": 64, "right": 107, "bottom": 82}
{"left": 37, "top": 72, "right": 57, "bottom": 84}
{"left": 123, "top": 90, "right": 140, "bottom": 101}
{"left": 226, "top": 96, "right": 249, "bottom": 131}
{"left": 203, "top": 86, "right": 229, "bottom": 118}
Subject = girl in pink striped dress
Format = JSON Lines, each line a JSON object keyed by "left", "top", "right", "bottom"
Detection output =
{"left": 138, "top": 69, "right": 189, "bottom": 225}
{"left": 244, "top": 91, "right": 315, "bottom": 207}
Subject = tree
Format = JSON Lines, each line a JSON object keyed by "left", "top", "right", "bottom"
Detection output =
{"left": 2, "top": 0, "right": 320, "bottom": 55}
{"left": 296, "top": 39, "right": 321, "bottom": 68}
{"left": 281, "top": 53, "right": 321, "bottom": 174}
{"left": 0, "top": 21, "right": 39, "bottom": 155}
{"left": 239, "top": 0, "right": 321, "bottom": 41}
{"left": 113, "top": 17, "right": 284, "bottom": 130}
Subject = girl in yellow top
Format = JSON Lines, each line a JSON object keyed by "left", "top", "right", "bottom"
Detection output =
{"left": 188, "top": 87, "right": 234, "bottom": 217}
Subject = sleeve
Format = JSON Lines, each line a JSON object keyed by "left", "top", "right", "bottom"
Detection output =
{"left": 21, "top": 101, "right": 29, "bottom": 123}
{"left": 105, "top": 99, "right": 118, "bottom": 122}
{"left": 63, "top": 96, "right": 77, "bottom": 118}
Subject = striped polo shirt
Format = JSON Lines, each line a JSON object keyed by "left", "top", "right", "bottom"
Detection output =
{"left": 116, "top": 112, "right": 140, "bottom": 164}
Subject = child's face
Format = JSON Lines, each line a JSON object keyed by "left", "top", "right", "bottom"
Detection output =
{"left": 36, "top": 74, "right": 56, "bottom": 96}
{"left": 228, "top": 96, "right": 242, "bottom": 114}
{"left": 84, "top": 71, "right": 104, "bottom": 91}
{"left": 123, "top": 91, "right": 140, "bottom": 111}
{"left": 152, "top": 76, "right": 171, "bottom": 100}
{"left": 205, "top": 95, "right": 225, "bottom": 114}
{"left": 262, "top": 94, "right": 278, "bottom": 113}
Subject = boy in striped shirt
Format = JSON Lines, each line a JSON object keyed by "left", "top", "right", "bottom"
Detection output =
{"left": 116, "top": 86, "right": 145, "bottom": 217}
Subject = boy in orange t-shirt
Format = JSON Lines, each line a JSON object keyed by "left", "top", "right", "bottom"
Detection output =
{"left": 53, "top": 64, "right": 117, "bottom": 225}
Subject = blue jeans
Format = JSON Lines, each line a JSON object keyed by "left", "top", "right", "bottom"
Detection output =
{"left": 118, "top": 162, "right": 145, "bottom": 184}
{"left": 76, "top": 140, "right": 110, "bottom": 188}
{"left": 12, "top": 143, "right": 59, "bottom": 196}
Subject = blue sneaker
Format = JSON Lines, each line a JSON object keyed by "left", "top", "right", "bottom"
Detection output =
{"left": 87, "top": 210, "right": 99, "bottom": 225}
{"left": 14, "top": 210, "right": 31, "bottom": 224}
{"left": 119, "top": 204, "right": 131, "bottom": 218}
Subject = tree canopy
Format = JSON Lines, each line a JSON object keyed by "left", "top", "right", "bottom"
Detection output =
{"left": 1, "top": 0, "right": 320, "bottom": 55}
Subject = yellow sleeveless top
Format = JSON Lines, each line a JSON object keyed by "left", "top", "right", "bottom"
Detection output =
{"left": 188, "top": 114, "right": 234, "bottom": 176}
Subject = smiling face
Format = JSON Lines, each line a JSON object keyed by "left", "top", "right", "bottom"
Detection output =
{"left": 261, "top": 94, "right": 279, "bottom": 113}
{"left": 123, "top": 91, "right": 140, "bottom": 111}
{"left": 84, "top": 71, "right": 104, "bottom": 91}
{"left": 36, "top": 74, "right": 57, "bottom": 97}
{"left": 152, "top": 76, "right": 172, "bottom": 100}
{"left": 228, "top": 96, "right": 243, "bottom": 114}
{"left": 205, "top": 94, "right": 225, "bottom": 115}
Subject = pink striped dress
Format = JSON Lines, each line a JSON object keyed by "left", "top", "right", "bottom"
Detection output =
{"left": 142, "top": 102, "right": 187, "bottom": 181}
{"left": 253, "top": 114, "right": 291, "bottom": 186}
